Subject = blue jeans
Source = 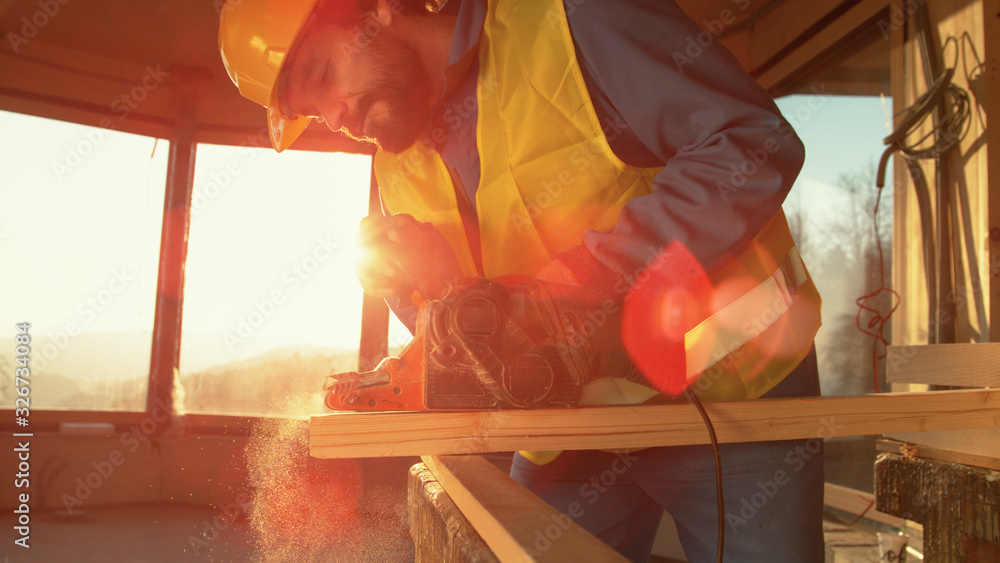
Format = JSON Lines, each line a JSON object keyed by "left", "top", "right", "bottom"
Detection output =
{"left": 510, "top": 349, "right": 825, "bottom": 562}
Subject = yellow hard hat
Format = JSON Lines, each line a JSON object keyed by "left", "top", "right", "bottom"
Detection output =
{"left": 218, "top": 0, "right": 318, "bottom": 152}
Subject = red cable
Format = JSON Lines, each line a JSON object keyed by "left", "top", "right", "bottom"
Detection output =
{"left": 854, "top": 183, "right": 899, "bottom": 393}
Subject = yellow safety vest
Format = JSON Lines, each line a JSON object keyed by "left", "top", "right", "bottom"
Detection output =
{"left": 374, "top": 0, "right": 821, "bottom": 462}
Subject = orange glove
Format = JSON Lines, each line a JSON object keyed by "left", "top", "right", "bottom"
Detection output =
{"left": 355, "top": 214, "right": 462, "bottom": 300}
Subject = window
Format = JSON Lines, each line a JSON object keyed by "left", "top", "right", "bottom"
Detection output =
{"left": 0, "top": 110, "right": 167, "bottom": 411}
{"left": 774, "top": 17, "right": 892, "bottom": 493}
{"left": 178, "top": 144, "right": 372, "bottom": 417}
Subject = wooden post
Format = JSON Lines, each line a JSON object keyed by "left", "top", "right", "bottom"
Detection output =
{"left": 876, "top": 453, "right": 1000, "bottom": 561}
{"left": 420, "top": 455, "right": 629, "bottom": 562}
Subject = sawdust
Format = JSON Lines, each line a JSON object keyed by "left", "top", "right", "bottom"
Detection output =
{"left": 244, "top": 393, "right": 414, "bottom": 562}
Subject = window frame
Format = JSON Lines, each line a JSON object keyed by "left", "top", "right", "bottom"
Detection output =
{"left": 0, "top": 100, "right": 383, "bottom": 433}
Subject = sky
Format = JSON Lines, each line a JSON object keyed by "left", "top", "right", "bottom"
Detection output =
{"left": 776, "top": 93, "right": 894, "bottom": 234}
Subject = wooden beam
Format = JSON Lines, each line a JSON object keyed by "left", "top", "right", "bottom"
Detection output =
{"left": 887, "top": 343, "right": 1000, "bottom": 386}
{"left": 421, "top": 455, "right": 629, "bottom": 562}
{"left": 886, "top": 427, "right": 1000, "bottom": 465}
{"left": 756, "top": 0, "right": 890, "bottom": 90}
{"left": 358, "top": 165, "right": 390, "bottom": 372}
{"left": 309, "top": 388, "right": 1000, "bottom": 458}
{"left": 892, "top": 0, "right": 993, "bottom": 348}
{"left": 146, "top": 106, "right": 193, "bottom": 427}
{"left": 985, "top": 0, "right": 1000, "bottom": 343}
{"left": 878, "top": 435, "right": 1000, "bottom": 472}
{"left": 876, "top": 453, "right": 1000, "bottom": 560}
{"left": 824, "top": 482, "right": 923, "bottom": 534}
{"left": 408, "top": 463, "right": 500, "bottom": 562}
{"left": 749, "top": 0, "right": 852, "bottom": 72}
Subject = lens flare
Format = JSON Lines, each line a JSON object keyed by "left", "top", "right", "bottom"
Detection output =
{"left": 621, "top": 241, "right": 711, "bottom": 397}
{"left": 342, "top": 229, "right": 366, "bottom": 275}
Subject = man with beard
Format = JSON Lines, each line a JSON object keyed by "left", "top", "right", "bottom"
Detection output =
{"left": 219, "top": 1, "right": 826, "bottom": 560}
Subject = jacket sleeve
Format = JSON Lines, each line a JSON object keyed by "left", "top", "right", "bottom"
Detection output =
{"left": 564, "top": 0, "right": 805, "bottom": 281}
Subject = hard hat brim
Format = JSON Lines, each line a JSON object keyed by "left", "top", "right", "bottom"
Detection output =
{"left": 267, "top": 106, "right": 312, "bottom": 153}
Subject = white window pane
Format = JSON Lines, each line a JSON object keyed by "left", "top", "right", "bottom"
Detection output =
{"left": 777, "top": 94, "right": 894, "bottom": 397}
{"left": 180, "top": 144, "right": 371, "bottom": 416}
{"left": 0, "top": 110, "right": 167, "bottom": 411}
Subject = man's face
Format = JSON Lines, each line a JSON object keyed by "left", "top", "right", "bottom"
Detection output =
{"left": 277, "top": 11, "right": 433, "bottom": 153}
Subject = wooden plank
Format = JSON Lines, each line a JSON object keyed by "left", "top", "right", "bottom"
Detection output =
{"left": 358, "top": 166, "right": 390, "bottom": 372}
{"left": 421, "top": 455, "right": 629, "bottom": 562}
{"left": 876, "top": 453, "right": 1000, "bottom": 561}
{"left": 889, "top": 0, "right": 915, "bottom": 356}
{"left": 985, "top": 0, "right": 1000, "bottom": 344}
{"left": 408, "top": 462, "right": 500, "bottom": 562}
{"left": 824, "top": 482, "right": 923, "bottom": 534}
{"left": 822, "top": 520, "right": 881, "bottom": 563}
{"left": 755, "top": 0, "right": 890, "bottom": 90}
{"left": 309, "top": 388, "right": 1000, "bottom": 458}
{"left": 749, "top": 0, "right": 851, "bottom": 72}
{"left": 886, "top": 427, "right": 1000, "bottom": 463}
{"left": 936, "top": 0, "right": 992, "bottom": 345}
{"left": 877, "top": 437, "right": 1000, "bottom": 471}
{"left": 886, "top": 343, "right": 1000, "bottom": 386}
{"left": 893, "top": 0, "right": 993, "bottom": 348}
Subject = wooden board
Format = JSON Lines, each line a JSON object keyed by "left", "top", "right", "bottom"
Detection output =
{"left": 309, "top": 388, "right": 1000, "bottom": 458}
{"left": 986, "top": 0, "right": 1000, "bottom": 344}
{"left": 755, "top": 0, "right": 890, "bottom": 90}
{"left": 877, "top": 437, "right": 1000, "bottom": 471}
{"left": 887, "top": 344, "right": 1000, "bottom": 386}
{"left": 876, "top": 453, "right": 1000, "bottom": 561}
{"left": 408, "top": 462, "right": 500, "bottom": 562}
{"left": 824, "top": 482, "right": 923, "bottom": 534}
{"left": 420, "top": 455, "right": 629, "bottom": 562}
{"left": 885, "top": 427, "right": 1000, "bottom": 464}
{"left": 893, "top": 0, "right": 993, "bottom": 348}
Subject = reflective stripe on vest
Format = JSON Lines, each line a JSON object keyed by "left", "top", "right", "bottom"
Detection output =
{"left": 374, "top": 0, "right": 821, "bottom": 405}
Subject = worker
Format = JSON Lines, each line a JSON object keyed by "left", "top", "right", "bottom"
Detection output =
{"left": 219, "top": 0, "right": 825, "bottom": 561}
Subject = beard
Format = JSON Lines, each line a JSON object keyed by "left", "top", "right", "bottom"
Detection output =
{"left": 354, "top": 37, "right": 434, "bottom": 154}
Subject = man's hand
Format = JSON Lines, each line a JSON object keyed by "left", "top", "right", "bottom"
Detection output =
{"left": 355, "top": 214, "right": 462, "bottom": 300}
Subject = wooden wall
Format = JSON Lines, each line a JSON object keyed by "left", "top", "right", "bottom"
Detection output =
{"left": 891, "top": 0, "right": 996, "bottom": 347}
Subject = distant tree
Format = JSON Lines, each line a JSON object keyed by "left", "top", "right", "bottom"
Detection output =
{"left": 818, "top": 161, "right": 895, "bottom": 394}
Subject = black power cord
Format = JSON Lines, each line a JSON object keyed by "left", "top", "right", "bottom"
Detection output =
{"left": 684, "top": 388, "right": 724, "bottom": 563}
